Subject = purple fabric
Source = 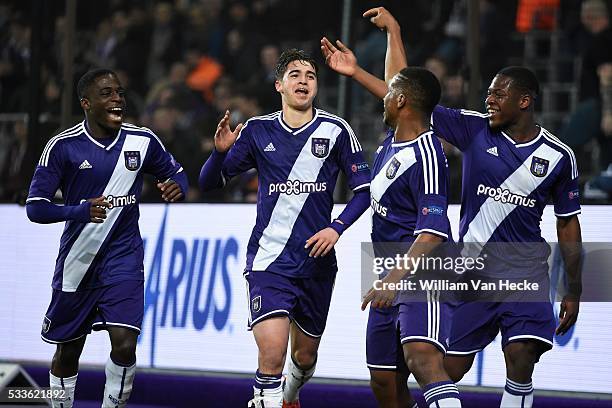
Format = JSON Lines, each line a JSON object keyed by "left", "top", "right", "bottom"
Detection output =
{"left": 331, "top": 189, "right": 369, "bottom": 235}
{"left": 26, "top": 200, "right": 91, "bottom": 224}
{"left": 199, "top": 149, "right": 227, "bottom": 191}
{"left": 23, "top": 365, "right": 612, "bottom": 408}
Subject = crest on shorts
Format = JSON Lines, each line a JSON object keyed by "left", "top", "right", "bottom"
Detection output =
{"left": 386, "top": 157, "right": 401, "bottom": 179}
{"left": 311, "top": 138, "right": 330, "bottom": 158}
{"left": 252, "top": 296, "right": 262, "bottom": 313}
{"left": 530, "top": 156, "right": 549, "bottom": 177}
{"left": 124, "top": 151, "right": 141, "bottom": 171}
{"left": 42, "top": 316, "right": 51, "bottom": 334}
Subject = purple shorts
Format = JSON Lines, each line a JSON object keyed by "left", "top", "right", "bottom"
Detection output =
{"left": 366, "top": 292, "right": 455, "bottom": 371}
{"left": 447, "top": 301, "right": 555, "bottom": 355}
{"left": 244, "top": 270, "right": 336, "bottom": 338}
{"left": 41, "top": 280, "right": 144, "bottom": 344}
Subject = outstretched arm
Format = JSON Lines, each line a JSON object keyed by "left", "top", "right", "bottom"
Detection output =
{"left": 555, "top": 215, "right": 582, "bottom": 335}
{"left": 321, "top": 37, "right": 387, "bottom": 99}
{"left": 363, "top": 7, "right": 406, "bottom": 83}
{"left": 321, "top": 8, "right": 406, "bottom": 100}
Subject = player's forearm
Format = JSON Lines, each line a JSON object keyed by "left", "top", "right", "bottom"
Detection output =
{"left": 26, "top": 199, "right": 90, "bottom": 224}
{"left": 199, "top": 149, "right": 227, "bottom": 191}
{"left": 557, "top": 215, "right": 583, "bottom": 297}
{"left": 329, "top": 189, "right": 370, "bottom": 235}
{"left": 384, "top": 24, "right": 407, "bottom": 84}
{"left": 169, "top": 169, "right": 189, "bottom": 201}
{"left": 352, "top": 67, "right": 388, "bottom": 99}
{"left": 387, "top": 233, "right": 443, "bottom": 282}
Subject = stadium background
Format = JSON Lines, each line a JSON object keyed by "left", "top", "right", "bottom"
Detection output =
{"left": 1, "top": 0, "right": 612, "bottom": 406}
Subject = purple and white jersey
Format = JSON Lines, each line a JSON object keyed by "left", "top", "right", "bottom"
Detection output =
{"left": 222, "top": 109, "right": 370, "bottom": 277}
{"left": 432, "top": 105, "right": 580, "bottom": 244}
{"left": 27, "top": 121, "right": 184, "bottom": 292}
{"left": 370, "top": 130, "right": 451, "bottom": 243}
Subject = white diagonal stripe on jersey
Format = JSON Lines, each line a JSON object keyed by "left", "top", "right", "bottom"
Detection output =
{"left": 318, "top": 111, "right": 362, "bottom": 152}
{"left": 61, "top": 134, "right": 150, "bottom": 291}
{"left": 252, "top": 122, "right": 342, "bottom": 271}
{"left": 370, "top": 146, "right": 417, "bottom": 203}
{"left": 462, "top": 143, "right": 564, "bottom": 243}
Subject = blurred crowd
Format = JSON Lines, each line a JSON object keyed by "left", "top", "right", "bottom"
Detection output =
{"left": 1, "top": 0, "right": 612, "bottom": 203}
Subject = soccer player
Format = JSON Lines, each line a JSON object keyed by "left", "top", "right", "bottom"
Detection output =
{"left": 26, "top": 68, "right": 187, "bottom": 408}
{"left": 358, "top": 67, "right": 462, "bottom": 408}
{"left": 323, "top": 7, "right": 583, "bottom": 408}
{"left": 199, "top": 49, "right": 371, "bottom": 408}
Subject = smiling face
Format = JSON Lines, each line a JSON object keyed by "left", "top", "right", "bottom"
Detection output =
{"left": 485, "top": 74, "right": 530, "bottom": 130}
{"left": 275, "top": 60, "right": 318, "bottom": 111}
{"left": 80, "top": 73, "right": 126, "bottom": 133}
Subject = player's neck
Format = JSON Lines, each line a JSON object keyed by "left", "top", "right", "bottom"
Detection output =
{"left": 282, "top": 106, "right": 314, "bottom": 129}
{"left": 503, "top": 117, "right": 539, "bottom": 144}
{"left": 393, "top": 120, "right": 429, "bottom": 143}
{"left": 85, "top": 119, "right": 119, "bottom": 140}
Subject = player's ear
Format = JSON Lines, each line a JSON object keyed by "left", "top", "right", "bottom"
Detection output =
{"left": 80, "top": 97, "right": 90, "bottom": 111}
{"left": 397, "top": 93, "right": 406, "bottom": 109}
{"left": 274, "top": 79, "right": 282, "bottom": 93}
{"left": 519, "top": 94, "right": 532, "bottom": 110}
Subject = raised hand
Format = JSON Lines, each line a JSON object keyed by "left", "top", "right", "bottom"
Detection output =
{"left": 363, "top": 7, "right": 400, "bottom": 32}
{"left": 214, "top": 110, "right": 243, "bottom": 153}
{"left": 320, "top": 37, "right": 357, "bottom": 77}
{"left": 157, "top": 179, "right": 184, "bottom": 202}
{"left": 87, "top": 196, "right": 111, "bottom": 223}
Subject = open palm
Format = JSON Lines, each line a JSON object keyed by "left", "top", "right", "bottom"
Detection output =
{"left": 320, "top": 37, "right": 357, "bottom": 77}
{"left": 214, "top": 110, "right": 243, "bottom": 153}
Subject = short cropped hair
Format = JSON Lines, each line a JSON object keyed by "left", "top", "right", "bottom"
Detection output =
{"left": 393, "top": 67, "right": 441, "bottom": 115}
{"left": 496, "top": 66, "right": 540, "bottom": 98}
{"left": 274, "top": 48, "right": 318, "bottom": 80}
{"left": 77, "top": 68, "right": 117, "bottom": 99}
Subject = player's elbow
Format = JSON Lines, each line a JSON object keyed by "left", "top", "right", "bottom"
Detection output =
{"left": 26, "top": 202, "right": 49, "bottom": 224}
{"left": 198, "top": 172, "right": 224, "bottom": 192}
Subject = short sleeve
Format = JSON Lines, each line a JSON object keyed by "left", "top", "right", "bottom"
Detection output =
{"left": 431, "top": 105, "right": 488, "bottom": 151}
{"left": 143, "top": 132, "right": 184, "bottom": 181}
{"left": 27, "top": 139, "right": 64, "bottom": 203}
{"left": 335, "top": 123, "right": 371, "bottom": 192}
{"left": 552, "top": 152, "right": 581, "bottom": 218}
{"left": 413, "top": 135, "right": 451, "bottom": 239}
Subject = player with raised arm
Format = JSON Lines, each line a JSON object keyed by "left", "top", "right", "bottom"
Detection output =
{"left": 199, "top": 49, "right": 371, "bottom": 408}
{"left": 26, "top": 68, "right": 187, "bottom": 408}
{"left": 358, "top": 66, "right": 462, "bottom": 408}
{"left": 322, "top": 7, "right": 582, "bottom": 408}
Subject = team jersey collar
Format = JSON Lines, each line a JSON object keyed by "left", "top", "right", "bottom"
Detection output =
{"left": 82, "top": 120, "right": 123, "bottom": 151}
{"left": 501, "top": 125, "right": 543, "bottom": 148}
{"left": 392, "top": 129, "right": 433, "bottom": 147}
{"left": 277, "top": 108, "right": 320, "bottom": 135}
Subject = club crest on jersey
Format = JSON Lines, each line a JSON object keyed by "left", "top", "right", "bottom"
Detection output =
{"left": 252, "top": 296, "right": 262, "bottom": 313}
{"left": 42, "top": 316, "right": 51, "bottom": 333}
{"left": 311, "top": 138, "right": 330, "bottom": 158}
{"left": 386, "top": 158, "right": 401, "bottom": 179}
{"left": 530, "top": 156, "right": 549, "bottom": 177}
{"left": 124, "top": 151, "right": 141, "bottom": 171}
